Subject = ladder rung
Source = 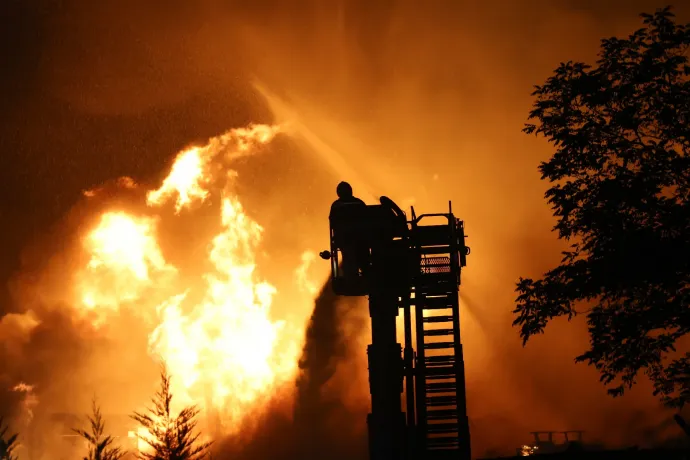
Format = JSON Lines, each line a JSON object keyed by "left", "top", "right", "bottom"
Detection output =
{"left": 427, "top": 435, "right": 460, "bottom": 442}
{"left": 427, "top": 382, "right": 456, "bottom": 392}
{"left": 418, "top": 285, "right": 456, "bottom": 295}
{"left": 412, "top": 295, "right": 451, "bottom": 304}
{"left": 427, "top": 442, "right": 460, "bottom": 449}
{"left": 427, "top": 409, "right": 458, "bottom": 420}
{"left": 427, "top": 434, "right": 459, "bottom": 440}
{"left": 423, "top": 328, "right": 454, "bottom": 337}
{"left": 427, "top": 415, "right": 458, "bottom": 422}
{"left": 425, "top": 366, "right": 456, "bottom": 378}
{"left": 427, "top": 446, "right": 460, "bottom": 452}
{"left": 425, "top": 361, "right": 455, "bottom": 369}
{"left": 425, "top": 355, "right": 455, "bottom": 365}
{"left": 423, "top": 315, "right": 454, "bottom": 323}
{"left": 424, "top": 341, "right": 455, "bottom": 350}
{"left": 427, "top": 396, "right": 457, "bottom": 406}
{"left": 417, "top": 297, "right": 453, "bottom": 309}
{"left": 427, "top": 436, "right": 460, "bottom": 443}
{"left": 427, "top": 388, "right": 456, "bottom": 394}
{"left": 426, "top": 440, "right": 460, "bottom": 449}
{"left": 419, "top": 246, "right": 452, "bottom": 255}
{"left": 426, "top": 422, "right": 459, "bottom": 433}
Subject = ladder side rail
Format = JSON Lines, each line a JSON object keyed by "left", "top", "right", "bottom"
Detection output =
{"left": 448, "top": 214, "right": 461, "bottom": 287}
{"left": 451, "top": 289, "right": 470, "bottom": 459}
{"left": 410, "top": 220, "right": 429, "bottom": 455}
{"left": 402, "top": 290, "right": 416, "bottom": 436}
{"left": 413, "top": 292, "right": 429, "bottom": 455}
{"left": 458, "top": 219, "right": 468, "bottom": 268}
{"left": 329, "top": 226, "right": 337, "bottom": 278}
{"left": 450, "top": 215, "right": 472, "bottom": 460}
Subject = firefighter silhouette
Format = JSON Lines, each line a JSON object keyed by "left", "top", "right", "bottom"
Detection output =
{"left": 329, "top": 182, "right": 370, "bottom": 279}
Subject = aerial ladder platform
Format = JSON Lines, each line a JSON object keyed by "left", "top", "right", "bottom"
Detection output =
{"left": 321, "top": 194, "right": 471, "bottom": 460}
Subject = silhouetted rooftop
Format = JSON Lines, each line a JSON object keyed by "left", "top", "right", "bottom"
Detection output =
{"left": 480, "top": 447, "right": 690, "bottom": 460}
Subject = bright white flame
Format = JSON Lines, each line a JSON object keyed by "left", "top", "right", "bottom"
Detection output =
{"left": 76, "top": 212, "right": 175, "bottom": 325}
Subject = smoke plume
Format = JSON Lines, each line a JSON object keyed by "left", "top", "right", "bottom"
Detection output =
{"left": 216, "top": 278, "right": 369, "bottom": 460}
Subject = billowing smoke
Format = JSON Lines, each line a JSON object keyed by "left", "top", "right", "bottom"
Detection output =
{"left": 290, "top": 279, "right": 369, "bottom": 460}
{"left": 216, "top": 279, "right": 369, "bottom": 460}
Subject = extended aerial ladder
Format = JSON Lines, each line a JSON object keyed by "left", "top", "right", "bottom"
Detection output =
{"left": 320, "top": 193, "right": 471, "bottom": 460}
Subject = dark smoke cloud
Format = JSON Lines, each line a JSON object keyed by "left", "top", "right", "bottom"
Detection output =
{"left": 291, "top": 279, "right": 368, "bottom": 460}
{"left": 216, "top": 279, "right": 369, "bottom": 460}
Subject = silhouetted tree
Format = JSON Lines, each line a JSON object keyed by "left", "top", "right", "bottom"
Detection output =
{"left": 131, "top": 366, "right": 212, "bottom": 460}
{"left": 0, "top": 417, "right": 18, "bottom": 460}
{"left": 74, "top": 399, "right": 126, "bottom": 460}
{"left": 514, "top": 6, "right": 690, "bottom": 407}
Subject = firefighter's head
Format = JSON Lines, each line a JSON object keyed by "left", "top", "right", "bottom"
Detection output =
{"left": 336, "top": 181, "right": 353, "bottom": 199}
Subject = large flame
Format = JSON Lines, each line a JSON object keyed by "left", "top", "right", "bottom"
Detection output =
{"left": 77, "top": 212, "right": 175, "bottom": 324}
{"left": 70, "top": 123, "right": 304, "bottom": 433}
{"left": 148, "top": 196, "right": 296, "bottom": 424}
{"left": 145, "top": 123, "right": 281, "bottom": 213}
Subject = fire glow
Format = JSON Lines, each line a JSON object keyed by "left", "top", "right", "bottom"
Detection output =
{"left": 70, "top": 123, "right": 303, "bottom": 432}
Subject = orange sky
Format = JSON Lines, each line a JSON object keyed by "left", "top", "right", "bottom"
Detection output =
{"left": 1, "top": 1, "right": 690, "bottom": 457}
